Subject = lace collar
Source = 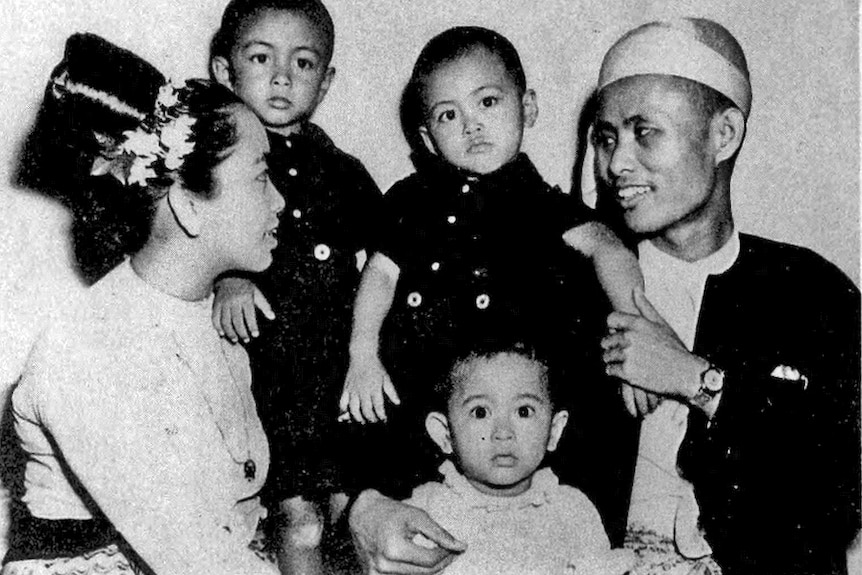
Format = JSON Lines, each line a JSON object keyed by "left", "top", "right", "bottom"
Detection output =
{"left": 439, "top": 460, "right": 559, "bottom": 512}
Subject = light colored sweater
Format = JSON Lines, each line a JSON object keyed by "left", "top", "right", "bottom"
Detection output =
{"left": 406, "top": 461, "right": 611, "bottom": 574}
{"left": 12, "top": 261, "right": 276, "bottom": 575}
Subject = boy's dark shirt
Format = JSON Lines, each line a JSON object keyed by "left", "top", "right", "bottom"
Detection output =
{"left": 370, "top": 153, "right": 611, "bottom": 495}
{"left": 248, "top": 123, "right": 384, "bottom": 497}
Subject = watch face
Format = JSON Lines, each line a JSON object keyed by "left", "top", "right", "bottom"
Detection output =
{"left": 703, "top": 367, "right": 725, "bottom": 392}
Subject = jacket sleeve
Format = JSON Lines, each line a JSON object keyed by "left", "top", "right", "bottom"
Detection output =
{"left": 682, "top": 248, "right": 860, "bottom": 567}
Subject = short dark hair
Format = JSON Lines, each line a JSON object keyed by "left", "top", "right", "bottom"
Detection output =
{"left": 400, "top": 26, "right": 526, "bottom": 153}
{"left": 432, "top": 339, "right": 559, "bottom": 413}
{"left": 211, "top": 0, "right": 335, "bottom": 66}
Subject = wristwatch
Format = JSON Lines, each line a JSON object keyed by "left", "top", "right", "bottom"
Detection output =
{"left": 693, "top": 363, "right": 725, "bottom": 407}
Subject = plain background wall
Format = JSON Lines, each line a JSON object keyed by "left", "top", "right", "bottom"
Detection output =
{"left": 0, "top": 0, "right": 858, "bottom": 559}
{"left": 0, "top": 0, "right": 858, "bottom": 282}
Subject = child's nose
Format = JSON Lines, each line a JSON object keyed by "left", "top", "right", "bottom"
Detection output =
{"left": 492, "top": 417, "right": 515, "bottom": 441}
{"left": 462, "top": 111, "right": 482, "bottom": 135}
{"left": 272, "top": 61, "right": 292, "bottom": 86}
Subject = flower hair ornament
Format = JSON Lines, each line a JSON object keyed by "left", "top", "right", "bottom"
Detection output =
{"left": 89, "top": 81, "right": 196, "bottom": 188}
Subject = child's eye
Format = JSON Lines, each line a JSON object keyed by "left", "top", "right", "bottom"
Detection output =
{"left": 517, "top": 405, "right": 535, "bottom": 418}
{"left": 437, "top": 109, "right": 457, "bottom": 124}
{"left": 249, "top": 53, "right": 269, "bottom": 65}
{"left": 470, "top": 406, "right": 488, "bottom": 419}
{"left": 296, "top": 58, "right": 316, "bottom": 70}
{"left": 480, "top": 96, "right": 498, "bottom": 108}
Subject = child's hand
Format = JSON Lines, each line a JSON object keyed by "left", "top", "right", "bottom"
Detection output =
{"left": 339, "top": 353, "right": 400, "bottom": 424}
{"left": 212, "top": 277, "right": 274, "bottom": 343}
{"left": 639, "top": 399, "right": 689, "bottom": 473}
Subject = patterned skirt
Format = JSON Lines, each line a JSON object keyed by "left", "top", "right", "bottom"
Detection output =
{"left": 624, "top": 527, "right": 722, "bottom": 575}
{"left": 1, "top": 544, "right": 141, "bottom": 575}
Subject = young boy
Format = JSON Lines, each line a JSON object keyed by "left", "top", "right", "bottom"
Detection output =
{"left": 339, "top": 26, "right": 642, "bottom": 491}
{"left": 209, "top": 1, "right": 383, "bottom": 573}
{"left": 405, "top": 341, "right": 635, "bottom": 574}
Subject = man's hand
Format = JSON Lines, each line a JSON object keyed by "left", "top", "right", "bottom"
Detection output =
{"left": 602, "top": 288, "right": 707, "bottom": 402}
{"left": 340, "top": 352, "right": 400, "bottom": 423}
{"left": 349, "top": 490, "right": 466, "bottom": 575}
{"left": 212, "top": 277, "right": 274, "bottom": 343}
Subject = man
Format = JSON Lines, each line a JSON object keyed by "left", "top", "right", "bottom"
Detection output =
{"left": 594, "top": 17, "right": 860, "bottom": 574}
{"left": 348, "top": 17, "right": 860, "bottom": 575}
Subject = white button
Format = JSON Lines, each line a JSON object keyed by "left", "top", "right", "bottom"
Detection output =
{"left": 407, "top": 292, "right": 423, "bottom": 307}
{"left": 314, "top": 244, "right": 331, "bottom": 261}
{"left": 289, "top": 168, "right": 298, "bottom": 177}
{"left": 431, "top": 262, "right": 440, "bottom": 271}
{"left": 292, "top": 209, "right": 302, "bottom": 219}
{"left": 447, "top": 215, "right": 457, "bottom": 224}
{"left": 285, "top": 140, "right": 292, "bottom": 148}
{"left": 475, "top": 294, "right": 490, "bottom": 309}
{"left": 461, "top": 184, "right": 470, "bottom": 194}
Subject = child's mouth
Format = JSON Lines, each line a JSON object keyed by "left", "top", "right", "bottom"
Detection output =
{"left": 467, "top": 141, "right": 492, "bottom": 154}
{"left": 492, "top": 454, "right": 517, "bottom": 467}
{"left": 269, "top": 97, "right": 292, "bottom": 110}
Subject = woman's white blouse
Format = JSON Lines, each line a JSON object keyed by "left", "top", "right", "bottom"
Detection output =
{"left": 13, "top": 261, "right": 275, "bottom": 575}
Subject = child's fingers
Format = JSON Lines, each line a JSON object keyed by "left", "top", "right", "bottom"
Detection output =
{"left": 211, "top": 302, "right": 225, "bottom": 337}
{"left": 361, "top": 391, "right": 380, "bottom": 423}
{"left": 372, "top": 388, "right": 387, "bottom": 422}
{"left": 338, "top": 387, "right": 350, "bottom": 414}
{"left": 220, "top": 305, "right": 239, "bottom": 342}
{"left": 253, "top": 287, "right": 275, "bottom": 320}
{"left": 620, "top": 384, "right": 638, "bottom": 417}
{"left": 383, "top": 375, "right": 401, "bottom": 406}
{"left": 242, "top": 300, "right": 260, "bottom": 338}
{"left": 633, "top": 387, "right": 651, "bottom": 415}
{"left": 349, "top": 394, "right": 365, "bottom": 424}
{"left": 230, "top": 305, "right": 251, "bottom": 342}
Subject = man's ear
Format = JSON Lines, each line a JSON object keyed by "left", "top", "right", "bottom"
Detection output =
{"left": 522, "top": 89, "right": 538, "bottom": 128}
{"left": 546, "top": 410, "right": 569, "bottom": 452}
{"left": 711, "top": 107, "right": 746, "bottom": 165}
{"left": 418, "top": 125, "right": 439, "bottom": 157}
{"left": 211, "top": 56, "right": 233, "bottom": 89}
{"left": 425, "top": 412, "right": 453, "bottom": 455}
{"left": 167, "top": 183, "right": 202, "bottom": 237}
{"left": 315, "top": 67, "right": 336, "bottom": 107}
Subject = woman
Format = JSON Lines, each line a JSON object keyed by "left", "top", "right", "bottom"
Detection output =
{"left": 4, "top": 34, "right": 283, "bottom": 575}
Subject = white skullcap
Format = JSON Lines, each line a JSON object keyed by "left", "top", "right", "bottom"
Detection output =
{"left": 598, "top": 18, "right": 751, "bottom": 117}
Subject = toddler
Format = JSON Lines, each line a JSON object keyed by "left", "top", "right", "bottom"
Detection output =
{"left": 340, "top": 26, "right": 642, "bottom": 489}
{"left": 209, "top": 1, "right": 383, "bottom": 573}
{"left": 405, "top": 342, "right": 635, "bottom": 574}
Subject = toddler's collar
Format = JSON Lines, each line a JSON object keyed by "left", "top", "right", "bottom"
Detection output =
{"left": 438, "top": 460, "right": 558, "bottom": 511}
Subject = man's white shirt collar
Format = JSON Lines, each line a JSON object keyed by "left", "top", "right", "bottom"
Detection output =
{"left": 639, "top": 230, "right": 740, "bottom": 350}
